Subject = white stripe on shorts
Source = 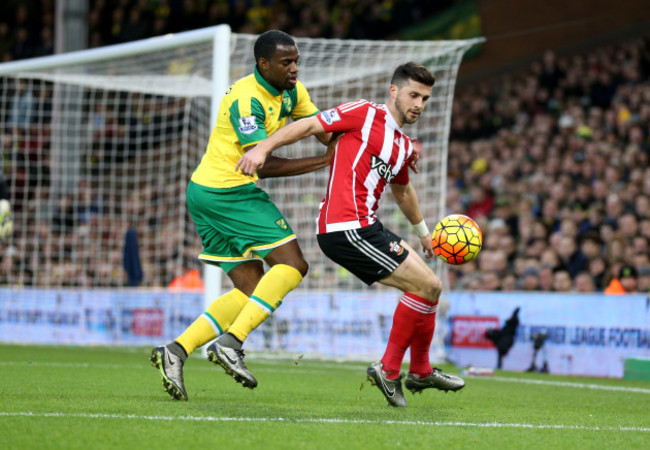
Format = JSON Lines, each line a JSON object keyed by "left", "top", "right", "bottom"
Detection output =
{"left": 344, "top": 229, "right": 399, "bottom": 272}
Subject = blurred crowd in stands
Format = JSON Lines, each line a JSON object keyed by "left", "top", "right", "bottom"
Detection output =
{"left": 447, "top": 39, "right": 650, "bottom": 293}
{"left": 0, "top": 1, "right": 649, "bottom": 293}
{"left": 0, "top": 0, "right": 451, "bottom": 61}
{"left": 86, "top": 0, "right": 451, "bottom": 46}
{"left": 0, "top": 0, "right": 55, "bottom": 62}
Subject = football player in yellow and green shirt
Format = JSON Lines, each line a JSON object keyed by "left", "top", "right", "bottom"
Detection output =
{"left": 150, "top": 30, "right": 332, "bottom": 400}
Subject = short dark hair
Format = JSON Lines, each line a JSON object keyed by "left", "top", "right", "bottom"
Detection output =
{"left": 619, "top": 265, "right": 638, "bottom": 279}
{"left": 391, "top": 62, "right": 435, "bottom": 88}
{"left": 254, "top": 30, "right": 296, "bottom": 62}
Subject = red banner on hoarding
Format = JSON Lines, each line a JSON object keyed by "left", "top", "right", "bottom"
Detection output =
{"left": 452, "top": 315, "right": 500, "bottom": 348}
{"left": 132, "top": 308, "right": 164, "bottom": 336}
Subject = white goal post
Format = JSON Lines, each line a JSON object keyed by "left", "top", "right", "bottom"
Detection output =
{"left": 0, "top": 25, "right": 482, "bottom": 358}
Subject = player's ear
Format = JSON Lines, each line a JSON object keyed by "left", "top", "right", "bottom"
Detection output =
{"left": 389, "top": 84, "right": 398, "bottom": 99}
{"left": 257, "top": 57, "right": 269, "bottom": 73}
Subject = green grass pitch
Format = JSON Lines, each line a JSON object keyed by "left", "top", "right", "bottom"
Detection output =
{"left": 1, "top": 344, "right": 649, "bottom": 449}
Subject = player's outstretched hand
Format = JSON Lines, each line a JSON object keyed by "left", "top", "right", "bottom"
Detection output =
{"left": 236, "top": 146, "right": 267, "bottom": 176}
{"left": 420, "top": 234, "right": 434, "bottom": 259}
{"left": 325, "top": 132, "right": 342, "bottom": 161}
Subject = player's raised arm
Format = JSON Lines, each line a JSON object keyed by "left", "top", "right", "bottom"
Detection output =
{"left": 390, "top": 182, "right": 434, "bottom": 258}
{"left": 236, "top": 115, "right": 326, "bottom": 176}
{"left": 314, "top": 130, "right": 333, "bottom": 146}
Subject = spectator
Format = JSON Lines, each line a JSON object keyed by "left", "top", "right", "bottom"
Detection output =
{"left": 12, "top": 27, "right": 34, "bottom": 60}
{"left": 168, "top": 265, "right": 205, "bottom": 291}
{"left": 108, "top": 8, "right": 126, "bottom": 44}
{"left": 482, "top": 271, "right": 501, "bottom": 291}
{"left": 51, "top": 193, "right": 76, "bottom": 234}
{"left": 604, "top": 265, "right": 639, "bottom": 294}
{"left": 555, "top": 234, "right": 589, "bottom": 278}
{"left": 119, "top": 7, "right": 151, "bottom": 43}
{"left": 466, "top": 184, "right": 495, "bottom": 219}
{"left": 500, "top": 273, "right": 518, "bottom": 291}
{"left": 552, "top": 269, "right": 573, "bottom": 292}
{"left": 8, "top": 79, "right": 34, "bottom": 131}
{"left": 588, "top": 256, "right": 608, "bottom": 291}
{"left": 579, "top": 231, "right": 603, "bottom": 261}
{"left": 520, "top": 267, "right": 540, "bottom": 291}
{"left": 34, "top": 27, "right": 54, "bottom": 57}
{"left": 637, "top": 266, "right": 650, "bottom": 292}
{"left": 574, "top": 272, "right": 596, "bottom": 292}
{"left": 537, "top": 265, "right": 554, "bottom": 291}
{"left": 0, "top": 22, "right": 14, "bottom": 60}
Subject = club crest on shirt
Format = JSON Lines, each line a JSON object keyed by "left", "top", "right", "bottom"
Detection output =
{"left": 282, "top": 96, "right": 292, "bottom": 111}
{"left": 389, "top": 241, "right": 404, "bottom": 255}
{"left": 320, "top": 108, "right": 341, "bottom": 125}
{"left": 275, "top": 218, "right": 288, "bottom": 230}
{"left": 238, "top": 116, "right": 258, "bottom": 134}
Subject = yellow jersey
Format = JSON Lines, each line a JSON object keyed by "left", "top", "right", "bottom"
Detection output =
{"left": 191, "top": 67, "right": 319, "bottom": 189}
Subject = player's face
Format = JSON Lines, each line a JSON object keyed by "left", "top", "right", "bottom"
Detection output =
{"left": 260, "top": 44, "right": 300, "bottom": 92}
{"left": 392, "top": 79, "right": 432, "bottom": 126}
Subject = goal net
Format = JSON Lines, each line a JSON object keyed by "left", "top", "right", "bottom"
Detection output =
{"left": 0, "top": 26, "right": 480, "bottom": 359}
{"left": 0, "top": 26, "right": 480, "bottom": 292}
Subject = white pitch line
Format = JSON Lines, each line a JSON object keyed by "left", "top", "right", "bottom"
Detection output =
{"left": 0, "top": 411, "right": 648, "bottom": 432}
{"left": 486, "top": 376, "right": 650, "bottom": 394}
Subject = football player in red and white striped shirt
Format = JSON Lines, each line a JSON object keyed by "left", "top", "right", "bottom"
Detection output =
{"left": 237, "top": 62, "right": 465, "bottom": 407}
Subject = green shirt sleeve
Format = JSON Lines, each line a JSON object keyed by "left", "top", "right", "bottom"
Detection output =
{"left": 229, "top": 96, "right": 268, "bottom": 148}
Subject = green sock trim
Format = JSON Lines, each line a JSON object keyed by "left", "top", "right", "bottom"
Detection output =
{"left": 251, "top": 295, "right": 280, "bottom": 313}
{"left": 203, "top": 311, "right": 223, "bottom": 335}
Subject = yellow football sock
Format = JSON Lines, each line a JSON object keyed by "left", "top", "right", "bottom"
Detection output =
{"left": 175, "top": 288, "right": 248, "bottom": 355}
{"left": 228, "top": 264, "right": 303, "bottom": 342}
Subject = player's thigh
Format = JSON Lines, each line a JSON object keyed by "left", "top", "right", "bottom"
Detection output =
{"left": 379, "top": 240, "right": 441, "bottom": 301}
{"left": 264, "top": 239, "right": 309, "bottom": 276}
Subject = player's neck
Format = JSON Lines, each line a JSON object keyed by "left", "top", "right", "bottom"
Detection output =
{"left": 386, "top": 101, "right": 404, "bottom": 128}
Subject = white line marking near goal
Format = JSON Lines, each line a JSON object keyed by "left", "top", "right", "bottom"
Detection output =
{"left": 1, "top": 411, "right": 649, "bottom": 432}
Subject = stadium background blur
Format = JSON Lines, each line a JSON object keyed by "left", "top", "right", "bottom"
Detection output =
{"left": 0, "top": 0, "right": 649, "bottom": 293}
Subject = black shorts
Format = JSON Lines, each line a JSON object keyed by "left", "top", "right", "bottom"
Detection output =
{"left": 317, "top": 221, "right": 409, "bottom": 285}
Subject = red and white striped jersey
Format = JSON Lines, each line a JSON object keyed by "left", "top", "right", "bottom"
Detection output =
{"left": 315, "top": 100, "right": 414, "bottom": 234}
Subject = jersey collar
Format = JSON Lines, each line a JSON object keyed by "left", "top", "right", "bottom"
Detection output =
{"left": 254, "top": 66, "right": 282, "bottom": 97}
{"left": 381, "top": 104, "right": 402, "bottom": 131}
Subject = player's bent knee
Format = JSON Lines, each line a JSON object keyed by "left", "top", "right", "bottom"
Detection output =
{"left": 291, "top": 258, "right": 309, "bottom": 277}
{"left": 422, "top": 276, "right": 442, "bottom": 302}
{"left": 431, "top": 276, "right": 442, "bottom": 297}
{"left": 266, "top": 243, "right": 309, "bottom": 277}
{"left": 275, "top": 258, "right": 308, "bottom": 278}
